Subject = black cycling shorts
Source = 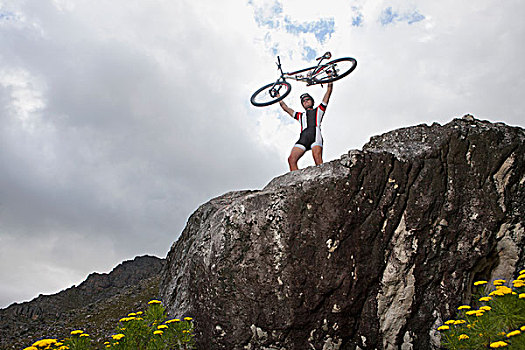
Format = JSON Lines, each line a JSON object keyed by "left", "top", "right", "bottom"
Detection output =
{"left": 294, "top": 127, "right": 323, "bottom": 151}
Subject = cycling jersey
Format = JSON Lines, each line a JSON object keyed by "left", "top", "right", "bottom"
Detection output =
{"left": 293, "top": 102, "right": 327, "bottom": 151}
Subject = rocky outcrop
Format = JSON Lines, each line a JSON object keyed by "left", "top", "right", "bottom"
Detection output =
{"left": 160, "top": 117, "right": 524, "bottom": 349}
{"left": 0, "top": 255, "right": 164, "bottom": 350}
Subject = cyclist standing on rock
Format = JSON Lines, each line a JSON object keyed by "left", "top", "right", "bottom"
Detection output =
{"left": 277, "top": 81, "right": 333, "bottom": 171}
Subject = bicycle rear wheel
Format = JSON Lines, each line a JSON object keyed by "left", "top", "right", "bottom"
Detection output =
{"left": 250, "top": 81, "right": 292, "bottom": 107}
{"left": 312, "top": 57, "right": 357, "bottom": 84}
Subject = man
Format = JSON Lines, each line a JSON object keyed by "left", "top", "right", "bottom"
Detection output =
{"left": 278, "top": 81, "right": 333, "bottom": 171}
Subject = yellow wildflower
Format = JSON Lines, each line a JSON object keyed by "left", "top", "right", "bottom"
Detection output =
{"left": 496, "top": 286, "right": 513, "bottom": 294}
{"left": 32, "top": 339, "right": 57, "bottom": 347}
{"left": 445, "top": 320, "right": 456, "bottom": 325}
{"left": 136, "top": 311, "right": 143, "bottom": 315}
{"left": 80, "top": 334, "right": 89, "bottom": 337}
{"left": 479, "top": 297, "right": 492, "bottom": 302}
{"left": 458, "top": 305, "right": 471, "bottom": 310}
{"left": 519, "top": 293, "right": 525, "bottom": 299}
{"left": 157, "top": 325, "right": 168, "bottom": 329}
{"left": 480, "top": 306, "right": 492, "bottom": 311}
{"left": 166, "top": 319, "right": 180, "bottom": 324}
{"left": 490, "top": 341, "right": 508, "bottom": 348}
{"left": 490, "top": 290, "right": 505, "bottom": 297}
{"left": 458, "top": 334, "right": 469, "bottom": 340}
{"left": 493, "top": 279, "right": 506, "bottom": 285}
{"left": 454, "top": 320, "right": 466, "bottom": 325}
{"left": 153, "top": 330, "right": 163, "bottom": 335}
{"left": 104, "top": 342, "right": 110, "bottom": 345}
{"left": 521, "top": 325, "right": 525, "bottom": 331}
{"left": 437, "top": 325, "right": 450, "bottom": 331}
{"left": 507, "top": 330, "right": 521, "bottom": 337}
{"left": 466, "top": 310, "right": 478, "bottom": 315}
{"left": 128, "top": 312, "right": 137, "bottom": 316}
{"left": 23, "top": 347, "right": 38, "bottom": 350}
{"left": 148, "top": 299, "right": 162, "bottom": 305}
{"left": 517, "top": 274, "right": 525, "bottom": 280}
{"left": 474, "top": 281, "right": 488, "bottom": 286}
{"left": 519, "top": 269, "right": 525, "bottom": 275}
{"left": 112, "top": 334, "right": 125, "bottom": 341}
{"left": 184, "top": 317, "right": 193, "bottom": 321}
{"left": 70, "top": 330, "right": 83, "bottom": 335}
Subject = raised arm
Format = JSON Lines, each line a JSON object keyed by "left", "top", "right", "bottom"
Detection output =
{"left": 322, "top": 82, "right": 333, "bottom": 105}
{"left": 278, "top": 97, "right": 295, "bottom": 118}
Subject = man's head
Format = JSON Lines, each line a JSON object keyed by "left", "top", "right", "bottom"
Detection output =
{"left": 300, "top": 93, "right": 314, "bottom": 110}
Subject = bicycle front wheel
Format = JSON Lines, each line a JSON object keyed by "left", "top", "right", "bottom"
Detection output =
{"left": 313, "top": 57, "right": 357, "bottom": 84}
{"left": 250, "top": 81, "right": 292, "bottom": 107}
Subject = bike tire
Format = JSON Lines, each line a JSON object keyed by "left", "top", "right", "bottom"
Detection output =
{"left": 250, "top": 81, "right": 292, "bottom": 107}
{"left": 312, "top": 57, "right": 357, "bottom": 84}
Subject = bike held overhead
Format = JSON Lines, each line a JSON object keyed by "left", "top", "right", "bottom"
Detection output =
{"left": 250, "top": 52, "right": 356, "bottom": 107}
{"left": 250, "top": 52, "right": 357, "bottom": 171}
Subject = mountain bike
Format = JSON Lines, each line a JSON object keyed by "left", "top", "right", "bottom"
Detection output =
{"left": 250, "top": 52, "right": 357, "bottom": 107}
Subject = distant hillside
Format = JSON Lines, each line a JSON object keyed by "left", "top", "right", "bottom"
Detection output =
{"left": 0, "top": 255, "right": 164, "bottom": 350}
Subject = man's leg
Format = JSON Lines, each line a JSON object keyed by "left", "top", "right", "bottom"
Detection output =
{"left": 312, "top": 145, "right": 323, "bottom": 165}
{"left": 288, "top": 146, "right": 306, "bottom": 171}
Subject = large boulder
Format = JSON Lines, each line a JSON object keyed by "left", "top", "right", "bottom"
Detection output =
{"left": 160, "top": 117, "right": 524, "bottom": 349}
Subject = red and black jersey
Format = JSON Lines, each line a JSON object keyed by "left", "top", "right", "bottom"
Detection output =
{"left": 293, "top": 102, "right": 327, "bottom": 132}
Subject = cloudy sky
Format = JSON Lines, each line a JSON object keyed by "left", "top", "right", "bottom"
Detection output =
{"left": 1, "top": 0, "right": 524, "bottom": 308}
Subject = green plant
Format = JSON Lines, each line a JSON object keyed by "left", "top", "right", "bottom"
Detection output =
{"left": 23, "top": 300, "right": 194, "bottom": 350}
{"left": 438, "top": 270, "right": 525, "bottom": 349}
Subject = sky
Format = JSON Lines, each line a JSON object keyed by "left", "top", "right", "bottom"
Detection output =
{"left": 0, "top": 0, "right": 524, "bottom": 308}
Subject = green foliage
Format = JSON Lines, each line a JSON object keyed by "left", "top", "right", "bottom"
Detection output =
{"left": 23, "top": 300, "right": 194, "bottom": 350}
{"left": 438, "top": 271, "right": 525, "bottom": 349}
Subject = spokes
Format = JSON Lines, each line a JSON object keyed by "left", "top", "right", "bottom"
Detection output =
{"left": 252, "top": 85, "right": 283, "bottom": 103}
{"left": 310, "top": 58, "right": 357, "bottom": 84}
{"left": 250, "top": 81, "right": 291, "bottom": 106}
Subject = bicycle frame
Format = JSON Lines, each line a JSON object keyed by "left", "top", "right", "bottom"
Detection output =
{"left": 283, "top": 52, "right": 333, "bottom": 85}
{"left": 268, "top": 52, "right": 333, "bottom": 97}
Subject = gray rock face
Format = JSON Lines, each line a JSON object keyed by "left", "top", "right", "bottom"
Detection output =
{"left": 160, "top": 117, "right": 524, "bottom": 349}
